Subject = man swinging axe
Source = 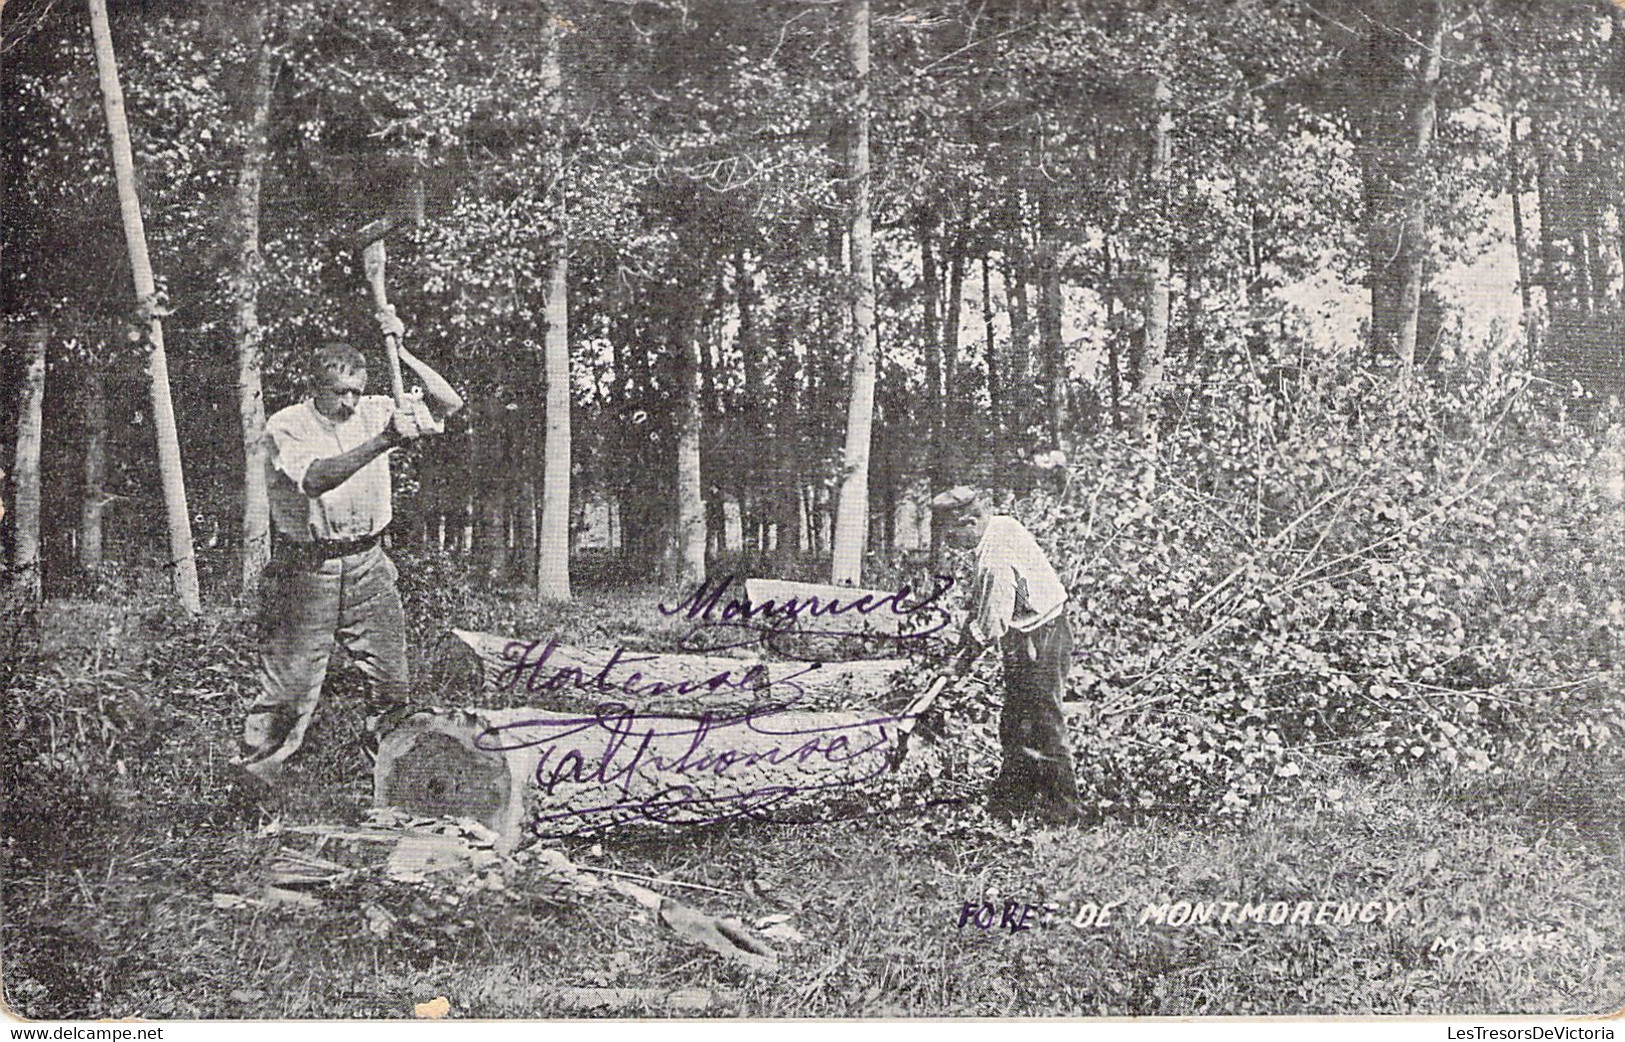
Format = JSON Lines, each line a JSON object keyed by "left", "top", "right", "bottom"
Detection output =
{"left": 931, "top": 486, "right": 1088, "bottom": 825}
{"left": 234, "top": 218, "right": 464, "bottom": 793}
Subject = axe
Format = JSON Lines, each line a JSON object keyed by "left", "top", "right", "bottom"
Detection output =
{"left": 353, "top": 216, "right": 407, "bottom": 408}
{"left": 890, "top": 665, "right": 989, "bottom": 771}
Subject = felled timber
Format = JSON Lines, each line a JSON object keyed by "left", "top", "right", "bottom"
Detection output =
{"left": 430, "top": 628, "right": 909, "bottom": 711}
{"left": 374, "top": 699, "right": 932, "bottom": 849}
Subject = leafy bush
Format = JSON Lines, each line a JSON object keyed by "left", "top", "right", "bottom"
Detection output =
{"left": 1010, "top": 344, "right": 1625, "bottom": 816}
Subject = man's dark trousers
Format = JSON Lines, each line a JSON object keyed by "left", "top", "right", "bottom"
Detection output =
{"left": 993, "top": 613, "right": 1083, "bottom": 818}
{"left": 240, "top": 541, "right": 408, "bottom": 783}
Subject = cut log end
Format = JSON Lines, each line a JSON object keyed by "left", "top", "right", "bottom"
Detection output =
{"left": 374, "top": 715, "right": 513, "bottom": 837}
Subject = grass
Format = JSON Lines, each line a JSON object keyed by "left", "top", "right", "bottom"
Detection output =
{"left": 2, "top": 567, "right": 1623, "bottom": 1019}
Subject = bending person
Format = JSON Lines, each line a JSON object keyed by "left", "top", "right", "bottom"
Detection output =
{"left": 933, "top": 485, "right": 1086, "bottom": 824}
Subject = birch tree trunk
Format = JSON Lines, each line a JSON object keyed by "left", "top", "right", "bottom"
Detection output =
{"left": 1004, "top": 250, "right": 1032, "bottom": 429}
{"left": 1509, "top": 117, "right": 1532, "bottom": 318}
{"left": 1035, "top": 201, "right": 1066, "bottom": 447}
{"left": 1360, "top": 21, "right": 1401, "bottom": 362}
{"left": 830, "top": 0, "right": 877, "bottom": 587}
{"left": 1582, "top": 145, "right": 1609, "bottom": 313}
{"left": 88, "top": 0, "right": 200, "bottom": 612}
{"left": 943, "top": 239, "right": 964, "bottom": 440}
{"left": 11, "top": 321, "right": 46, "bottom": 602}
{"left": 233, "top": 7, "right": 275, "bottom": 598}
{"left": 536, "top": 14, "right": 571, "bottom": 602}
{"left": 1393, "top": 0, "right": 1445, "bottom": 372}
{"left": 736, "top": 248, "right": 763, "bottom": 544}
{"left": 982, "top": 255, "right": 1000, "bottom": 432}
{"left": 773, "top": 315, "right": 802, "bottom": 572}
{"left": 518, "top": 477, "right": 539, "bottom": 583}
{"left": 675, "top": 308, "right": 707, "bottom": 586}
{"left": 1534, "top": 123, "right": 1567, "bottom": 314}
{"left": 1103, "top": 235, "right": 1122, "bottom": 426}
{"left": 1133, "top": 72, "right": 1173, "bottom": 441}
{"left": 920, "top": 220, "right": 942, "bottom": 487}
{"left": 481, "top": 487, "right": 510, "bottom": 579}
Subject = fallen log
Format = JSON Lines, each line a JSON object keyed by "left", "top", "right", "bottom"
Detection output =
{"left": 429, "top": 628, "right": 910, "bottom": 711}
{"left": 374, "top": 698, "right": 939, "bottom": 849}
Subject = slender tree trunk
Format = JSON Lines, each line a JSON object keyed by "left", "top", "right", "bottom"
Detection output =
{"left": 88, "top": 0, "right": 200, "bottom": 612}
{"left": 12, "top": 320, "right": 46, "bottom": 601}
{"left": 79, "top": 351, "right": 107, "bottom": 580}
{"left": 518, "top": 477, "right": 538, "bottom": 582}
{"left": 1583, "top": 144, "right": 1610, "bottom": 311}
{"left": 675, "top": 306, "right": 707, "bottom": 585}
{"left": 1035, "top": 196, "right": 1066, "bottom": 447}
{"left": 1006, "top": 250, "right": 1031, "bottom": 386}
{"left": 1534, "top": 122, "right": 1566, "bottom": 312}
{"left": 536, "top": 16, "right": 571, "bottom": 601}
{"left": 1582, "top": 146, "right": 1610, "bottom": 312}
{"left": 982, "top": 254, "right": 1000, "bottom": 432}
{"left": 1393, "top": 0, "right": 1445, "bottom": 371}
{"left": 475, "top": 406, "right": 511, "bottom": 578}
{"left": 922, "top": 226, "right": 945, "bottom": 566}
{"left": 537, "top": 248, "right": 572, "bottom": 599}
{"left": 773, "top": 315, "right": 801, "bottom": 573}
{"left": 1004, "top": 250, "right": 1032, "bottom": 431}
{"left": 1133, "top": 71, "right": 1173, "bottom": 439}
{"left": 1104, "top": 237, "right": 1122, "bottom": 426}
{"left": 1183, "top": 249, "right": 1203, "bottom": 365}
{"left": 1360, "top": 22, "right": 1400, "bottom": 361}
{"left": 943, "top": 238, "right": 964, "bottom": 440}
{"left": 830, "top": 0, "right": 878, "bottom": 587}
{"left": 233, "top": 6, "right": 274, "bottom": 598}
{"left": 920, "top": 219, "right": 943, "bottom": 486}
{"left": 1576, "top": 227, "right": 1597, "bottom": 315}
{"left": 699, "top": 298, "right": 727, "bottom": 562}
{"left": 1509, "top": 116, "right": 1533, "bottom": 318}
{"left": 736, "top": 249, "right": 763, "bottom": 546}
{"left": 480, "top": 487, "right": 509, "bottom": 578}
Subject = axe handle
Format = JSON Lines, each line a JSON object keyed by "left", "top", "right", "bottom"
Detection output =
{"left": 890, "top": 644, "right": 994, "bottom": 771}
{"left": 362, "top": 240, "right": 408, "bottom": 407}
{"left": 381, "top": 335, "right": 407, "bottom": 409}
{"left": 890, "top": 674, "right": 952, "bottom": 772}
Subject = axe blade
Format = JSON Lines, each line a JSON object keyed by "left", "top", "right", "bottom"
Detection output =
{"left": 363, "top": 238, "right": 386, "bottom": 285}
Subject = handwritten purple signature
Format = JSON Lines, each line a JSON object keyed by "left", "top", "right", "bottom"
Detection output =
{"left": 475, "top": 701, "right": 958, "bottom": 838}
{"left": 491, "top": 637, "right": 817, "bottom": 702}
{"left": 475, "top": 574, "right": 964, "bottom": 836}
{"left": 657, "top": 574, "right": 958, "bottom": 655}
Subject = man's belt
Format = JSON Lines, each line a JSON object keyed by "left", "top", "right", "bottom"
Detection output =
{"left": 282, "top": 533, "right": 382, "bottom": 560}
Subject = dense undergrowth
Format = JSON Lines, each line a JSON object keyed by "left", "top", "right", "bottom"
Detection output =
{"left": 1014, "top": 354, "right": 1625, "bottom": 818}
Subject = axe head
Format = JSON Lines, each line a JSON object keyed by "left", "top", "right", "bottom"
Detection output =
{"left": 362, "top": 237, "right": 386, "bottom": 286}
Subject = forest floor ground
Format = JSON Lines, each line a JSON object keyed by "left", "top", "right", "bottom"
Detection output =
{"left": 2, "top": 561, "right": 1623, "bottom": 1020}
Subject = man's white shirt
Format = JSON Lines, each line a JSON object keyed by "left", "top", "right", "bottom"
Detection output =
{"left": 966, "top": 514, "right": 1068, "bottom": 646}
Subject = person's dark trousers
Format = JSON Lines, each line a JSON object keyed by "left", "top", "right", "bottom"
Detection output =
{"left": 239, "top": 541, "right": 409, "bottom": 784}
{"left": 992, "top": 613, "right": 1083, "bottom": 820}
